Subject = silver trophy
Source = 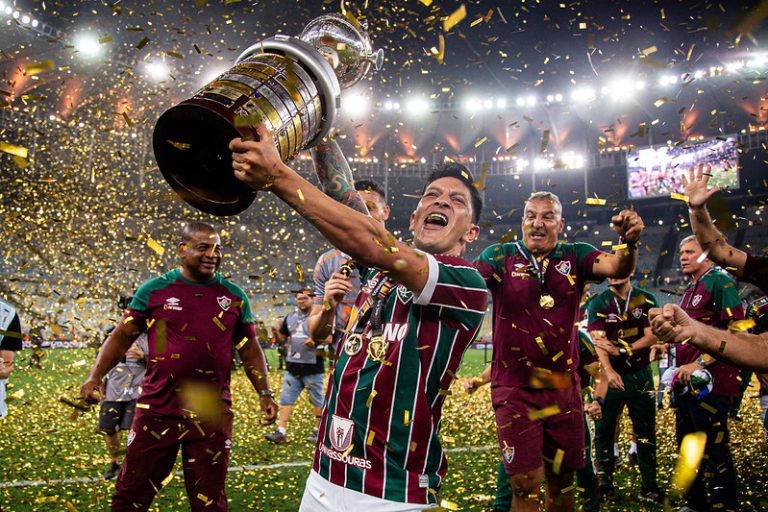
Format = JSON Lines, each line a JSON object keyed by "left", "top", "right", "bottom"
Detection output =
{"left": 153, "top": 13, "right": 383, "bottom": 215}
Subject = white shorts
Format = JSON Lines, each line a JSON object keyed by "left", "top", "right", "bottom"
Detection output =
{"left": 299, "top": 470, "right": 437, "bottom": 512}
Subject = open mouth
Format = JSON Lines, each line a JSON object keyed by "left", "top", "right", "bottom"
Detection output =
{"left": 529, "top": 232, "right": 546, "bottom": 240}
{"left": 425, "top": 212, "right": 448, "bottom": 227}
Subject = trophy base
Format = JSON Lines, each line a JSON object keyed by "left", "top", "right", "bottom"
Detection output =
{"left": 153, "top": 102, "right": 258, "bottom": 216}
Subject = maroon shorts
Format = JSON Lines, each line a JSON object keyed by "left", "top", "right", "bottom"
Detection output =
{"left": 492, "top": 385, "right": 585, "bottom": 475}
{"left": 111, "top": 410, "right": 233, "bottom": 512}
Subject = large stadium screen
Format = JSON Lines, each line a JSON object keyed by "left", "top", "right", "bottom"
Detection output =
{"left": 626, "top": 137, "right": 739, "bottom": 199}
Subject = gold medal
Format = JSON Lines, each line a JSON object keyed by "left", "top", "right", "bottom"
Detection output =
{"left": 539, "top": 294, "right": 555, "bottom": 309}
{"left": 343, "top": 333, "right": 363, "bottom": 356}
{"left": 366, "top": 335, "right": 389, "bottom": 362}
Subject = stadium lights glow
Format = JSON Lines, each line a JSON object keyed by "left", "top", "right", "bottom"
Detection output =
{"left": 571, "top": 87, "right": 595, "bottom": 103}
{"left": 546, "top": 93, "right": 563, "bottom": 104}
{"left": 3, "top": 6, "right": 11, "bottom": 15}
{"left": 659, "top": 75, "right": 678, "bottom": 86}
{"left": 382, "top": 100, "right": 401, "bottom": 111}
{"left": 603, "top": 79, "right": 641, "bottom": 101}
{"left": 342, "top": 92, "right": 370, "bottom": 116}
{"left": 144, "top": 61, "right": 170, "bottom": 81}
{"left": 74, "top": 33, "right": 102, "bottom": 58}
{"left": 516, "top": 97, "right": 525, "bottom": 107}
{"left": 693, "top": 69, "right": 705, "bottom": 79}
{"left": 483, "top": 99, "right": 493, "bottom": 109}
{"left": 463, "top": 98, "right": 482, "bottom": 112}
{"left": 526, "top": 96, "right": 537, "bottom": 107}
{"left": 496, "top": 97, "right": 507, "bottom": 109}
{"left": 404, "top": 96, "right": 430, "bottom": 116}
{"left": 31, "top": 19, "right": 38, "bottom": 27}
{"left": 12, "top": 10, "right": 19, "bottom": 19}
{"left": 726, "top": 61, "right": 744, "bottom": 72}
{"left": 20, "top": 14, "right": 30, "bottom": 24}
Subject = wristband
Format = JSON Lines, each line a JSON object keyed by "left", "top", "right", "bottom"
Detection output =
{"left": 696, "top": 356, "right": 707, "bottom": 367}
{"left": 595, "top": 397, "right": 605, "bottom": 407}
{"left": 618, "top": 347, "right": 628, "bottom": 357}
{"left": 259, "top": 389, "right": 275, "bottom": 398}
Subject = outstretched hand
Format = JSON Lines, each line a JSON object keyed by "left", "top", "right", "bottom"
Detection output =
{"left": 610, "top": 209, "right": 644, "bottom": 242}
{"left": 649, "top": 304, "right": 697, "bottom": 345}
{"left": 682, "top": 163, "right": 720, "bottom": 209}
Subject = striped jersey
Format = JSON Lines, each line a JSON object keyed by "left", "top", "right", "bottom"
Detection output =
{"left": 311, "top": 253, "right": 488, "bottom": 505}
{"left": 586, "top": 286, "right": 658, "bottom": 373}
{"left": 125, "top": 268, "right": 255, "bottom": 417}
{"left": 677, "top": 267, "right": 744, "bottom": 396}
{"left": 474, "top": 241, "right": 602, "bottom": 388}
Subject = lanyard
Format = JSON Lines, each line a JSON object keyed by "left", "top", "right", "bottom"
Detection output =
{"left": 683, "top": 266, "right": 714, "bottom": 310}
{"left": 347, "top": 275, "right": 396, "bottom": 336}
{"left": 516, "top": 242, "right": 551, "bottom": 295}
{"left": 611, "top": 287, "right": 633, "bottom": 319}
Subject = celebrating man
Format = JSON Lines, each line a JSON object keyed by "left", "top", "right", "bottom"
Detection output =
{"left": 80, "top": 222, "right": 277, "bottom": 512}
{"left": 474, "top": 191, "right": 643, "bottom": 511}
{"left": 230, "top": 127, "right": 488, "bottom": 510}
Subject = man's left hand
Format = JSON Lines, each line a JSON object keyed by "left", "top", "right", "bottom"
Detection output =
{"left": 259, "top": 396, "right": 278, "bottom": 425}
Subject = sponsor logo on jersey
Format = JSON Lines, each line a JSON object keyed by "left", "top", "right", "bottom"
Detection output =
{"left": 632, "top": 307, "right": 643, "bottom": 319}
{"left": 217, "top": 296, "right": 232, "bottom": 311}
{"left": 318, "top": 442, "right": 372, "bottom": 470}
{"left": 330, "top": 414, "right": 355, "bottom": 452}
{"left": 396, "top": 284, "right": 413, "bottom": 303}
{"left": 555, "top": 260, "right": 571, "bottom": 276}
{"left": 692, "top": 294, "right": 703, "bottom": 308}
{"left": 164, "top": 297, "right": 182, "bottom": 311}
{"left": 510, "top": 262, "right": 531, "bottom": 279}
{"left": 225, "top": 439, "right": 232, "bottom": 450}
{"left": 383, "top": 322, "right": 409, "bottom": 343}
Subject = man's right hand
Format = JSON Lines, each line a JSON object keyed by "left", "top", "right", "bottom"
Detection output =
{"left": 324, "top": 271, "right": 353, "bottom": 310}
{"left": 605, "top": 368, "right": 625, "bottom": 391}
{"left": 682, "top": 164, "right": 719, "bottom": 209}
{"left": 464, "top": 379, "right": 482, "bottom": 395}
{"left": 650, "top": 304, "right": 697, "bottom": 344}
{"left": 80, "top": 377, "right": 105, "bottom": 404}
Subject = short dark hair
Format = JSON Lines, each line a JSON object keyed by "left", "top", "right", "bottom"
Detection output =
{"left": 422, "top": 163, "right": 483, "bottom": 224}
{"left": 181, "top": 221, "right": 217, "bottom": 242}
{"left": 354, "top": 179, "right": 386, "bottom": 202}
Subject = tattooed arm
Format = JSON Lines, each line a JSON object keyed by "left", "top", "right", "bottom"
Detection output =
{"left": 684, "top": 164, "right": 747, "bottom": 278}
{"left": 310, "top": 139, "right": 370, "bottom": 216}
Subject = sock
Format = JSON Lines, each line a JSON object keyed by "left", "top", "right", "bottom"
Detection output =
{"left": 277, "top": 426, "right": 287, "bottom": 435}
{"left": 613, "top": 443, "right": 620, "bottom": 457}
{"left": 629, "top": 441, "right": 638, "bottom": 454}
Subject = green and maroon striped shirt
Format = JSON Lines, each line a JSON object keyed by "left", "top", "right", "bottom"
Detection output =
{"left": 312, "top": 253, "right": 488, "bottom": 505}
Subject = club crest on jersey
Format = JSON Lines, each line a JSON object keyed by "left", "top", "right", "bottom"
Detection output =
{"left": 164, "top": 297, "right": 182, "bottom": 311}
{"left": 692, "top": 294, "right": 703, "bottom": 307}
{"left": 330, "top": 415, "right": 355, "bottom": 452}
{"left": 362, "top": 278, "right": 378, "bottom": 295}
{"left": 217, "top": 296, "right": 232, "bottom": 311}
{"left": 126, "top": 429, "right": 136, "bottom": 447}
{"left": 396, "top": 284, "right": 413, "bottom": 303}
{"left": 502, "top": 444, "right": 515, "bottom": 464}
{"left": 555, "top": 260, "right": 571, "bottom": 276}
{"left": 632, "top": 307, "right": 643, "bottom": 319}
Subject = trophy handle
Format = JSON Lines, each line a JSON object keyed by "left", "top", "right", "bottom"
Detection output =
{"left": 369, "top": 48, "right": 384, "bottom": 71}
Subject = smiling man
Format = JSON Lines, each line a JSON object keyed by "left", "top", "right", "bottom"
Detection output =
{"left": 474, "top": 191, "right": 644, "bottom": 512}
{"left": 230, "top": 128, "right": 488, "bottom": 510}
{"left": 80, "top": 222, "right": 277, "bottom": 512}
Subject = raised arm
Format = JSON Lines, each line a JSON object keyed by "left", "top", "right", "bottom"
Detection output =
{"left": 230, "top": 126, "right": 431, "bottom": 294}
{"left": 684, "top": 164, "right": 748, "bottom": 278}
{"left": 311, "top": 139, "right": 369, "bottom": 216}
{"left": 650, "top": 303, "right": 768, "bottom": 372}
{"left": 591, "top": 209, "right": 643, "bottom": 279}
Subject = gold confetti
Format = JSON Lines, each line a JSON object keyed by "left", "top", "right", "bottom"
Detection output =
{"left": 25, "top": 60, "right": 55, "bottom": 76}
{"left": 146, "top": 237, "right": 165, "bottom": 256}
{"left": 0, "top": 142, "right": 29, "bottom": 159}
{"left": 443, "top": 4, "right": 466, "bottom": 32}
{"left": 528, "top": 404, "right": 561, "bottom": 420}
{"left": 673, "top": 432, "right": 706, "bottom": 493}
{"left": 670, "top": 192, "right": 689, "bottom": 202}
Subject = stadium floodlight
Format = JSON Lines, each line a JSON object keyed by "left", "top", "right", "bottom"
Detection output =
{"left": 74, "top": 32, "right": 102, "bottom": 59}
{"left": 526, "top": 96, "right": 537, "bottom": 107}
{"left": 404, "top": 95, "right": 430, "bottom": 116}
{"left": 20, "top": 14, "right": 30, "bottom": 24}
{"left": 726, "top": 61, "right": 744, "bottom": 72}
{"left": 31, "top": 19, "right": 38, "bottom": 27}
{"left": 546, "top": 94, "right": 554, "bottom": 103}
{"left": 748, "top": 55, "right": 767, "bottom": 68}
{"left": 659, "top": 75, "right": 678, "bottom": 86}
{"left": 342, "top": 91, "right": 370, "bottom": 116}
{"left": 516, "top": 97, "right": 526, "bottom": 107}
{"left": 604, "top": 79, "right": 636, "bottom": 101}
{"left": 693, "top": 69, "right": 705, "bottom": 79}
{"left": 571, "top": 87, "right": 595, "bottom": 103}
{"left": 554, "top": 93, "right": 563, "bottom": 102}
{"left": 144, "top": 61, "right": 170, "bottom": 81}
{"left": 533, "top": 157, "right": 549, "bottom": 171}
{"left": 496, "top": 97, "right": 507, "bottom": 109}
{"left": 463, "top": 97, "right": 482, "bottom": 112}
{"left": 483, "top": 99, "right": 493, "bottom": 109}
{"left": 11, "top": 10, "right": 19, "bottom": 19}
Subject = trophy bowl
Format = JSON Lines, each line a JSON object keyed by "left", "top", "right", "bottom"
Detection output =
{"left": 152, "top": 13, "right": 382, "bottom": 216}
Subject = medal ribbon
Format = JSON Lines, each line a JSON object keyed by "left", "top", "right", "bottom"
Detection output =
{"left": 347, "top": 275, "right": 396, "bottom": 336}
{"left": 611, "top": 287, "right": 633, "bottom": 320}
{"left": 516, "top": 242, "right": 551, "bottom": 298}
